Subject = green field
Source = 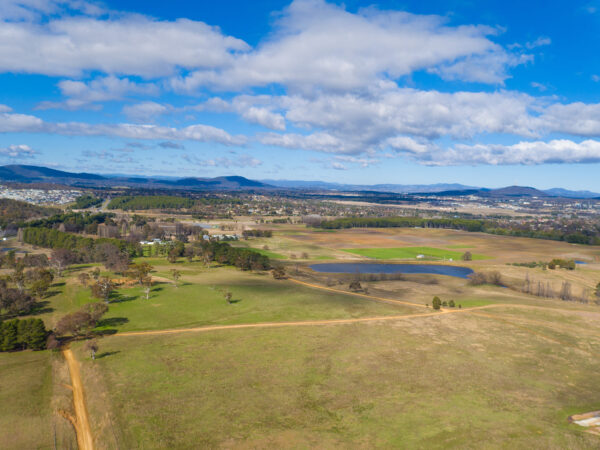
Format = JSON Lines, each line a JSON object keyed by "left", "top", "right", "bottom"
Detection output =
{"left": 47, "top": 267, "right": 417, "bottom": 333}
{"left": 342, "top": 246, "right": 488, "bottom": 260}
{"left": 76, "top": 307, "right": 600, "bottom": 448}
{"left": 0, "top": 351, "right": 54, "bottom": 448}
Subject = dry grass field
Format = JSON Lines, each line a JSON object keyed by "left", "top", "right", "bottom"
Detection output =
{"left": 4, "top": 223, "right": 600, "bottom": 449}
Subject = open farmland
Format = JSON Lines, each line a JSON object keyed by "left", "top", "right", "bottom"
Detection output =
{"left": 75, "top": 303, "right": 600, "bottom": 448}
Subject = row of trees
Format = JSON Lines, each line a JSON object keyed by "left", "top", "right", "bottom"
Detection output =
{"left": 0, "top": 318, "right": 47, "bottom": 351}
{"left": 20, "top": 227, "right": 141, "bottom": 258}
{"left": 319, "top": 216, "right": 600, "bottom": 246}
{"left": 108, "top": 195, "right": 194, "bottom": 210}
{"left": 430, "top": 296, "right": 460, "bottom": 309}
{"left": 320, "top": 217, "right": 486, "bottom": 232}
{"left": 167, "top": 241, "right": 271, "bottom": 271}
{"left": 242, "top": 229, "right": 273, "bottom": 238}
{"left": 73, "top": 195, "right": 103, "bottom": 209}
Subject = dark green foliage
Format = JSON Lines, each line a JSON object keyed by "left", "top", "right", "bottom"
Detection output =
{"left": 449, "top": 300, "right": 456, "bottom": 307}
{"left": 321, "top": 217, "right": 485, "bottom": 232}
{"left": 20, "top": 227, "right": 141, "bottom": 258}
{"left": 432, "top": 296, "right": 441, "bottom": 310}
{"left": 242, "top": 230, "right": 273, "bottom": 238}
{"left": 108, "top": 196, "right": 195, "bottom": 211}
{"left": 26, "top": 211, "right": 113, "bottom": 233}
{"left": 0, "top": 318, "right": 47, "bottom": 351}
{"left": 548, "top": 259, "right": 576, "bottom": 270}
{"left": 74, "top": 195, "right": 103, "bottom": 209}
{"left": 0, "top": 199, "right": 59, "bottom": 228}
{"left": 320, "top": 216, "right": 600, "bottom": 246}
{"left": 197, "top": 241, "right": 270, "bottom": 271}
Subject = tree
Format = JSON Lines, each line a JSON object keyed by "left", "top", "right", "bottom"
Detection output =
{"left": 81, "top": 302, "right": 108, "bottom": 322}
{"left": 184, "top": 246, "right": 194, "bottom": 262}
{"left": 27, "top": 268, "right": 54, "bottom": 298}
{"left": 560, "top": 281, "right": 572, "bottom": 301}
{"left": 85, "top": 339, "right": 99, "bottom": 360}
{"left": 432, "top": 296, "right": 441, "bottom": 310}
{"left": 349, "top": 280, "right": 362, "bottom": 292}
{"left": 272, "top": 266, "right": 286, "bottom": 280}
{"left": 449, "top": 300, "right": 455, "bottom": 307}
{"left": 55, "top": 311, "right": 95, "bottom": 337}
{"left": 10, "top": 266, "right": 26, "bottom": 293}
{"left": 224, "top": 291, "right": 233, "bottom": 304}
{"left": 50, "top": 248, "right": 75, "bottom": 276}
{"left": 596, "top": 282, "right": 600, "bottom": 299}
{"left": 171, "top": 269, "right": 181, "bottom": 287}
{"left": 461, "top": 251, "right": 472, "bottom": 261}
{"left": 127, "top": 262, "right": 154, "bottom": 286}
{"left": 92, "top": 267, "right": 101, "bottom": 280}
{"left": 167, "top": 248, "right": 179, "bottom": 263}
{"left": 91, "top": 277, "right": 115, "bottom": 303}
{"left": 142, "top": 276, "right": 152, "bottom": 300}
{"left": 78, "top": 272, "right": 90, "bottom": 286}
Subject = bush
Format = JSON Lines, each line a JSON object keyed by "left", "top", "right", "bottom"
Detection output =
{"left": 449, "top": 300, "right": 455, "bottom": 307}
{"left": 432, "top": 296, "right": 441, "bottom": 310}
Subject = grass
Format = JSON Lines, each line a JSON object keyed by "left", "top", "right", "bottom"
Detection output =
{"left": 77, "top": 309, "right": 600, "bottom": 448}
{"left": 342, "top": 246, "right": 488, "bottom": 261}
{"left": 87, "top": 266, "right": 417, "bottom": 333}
{"left": 0, "top": 351, "right": 55, "bottom": 448}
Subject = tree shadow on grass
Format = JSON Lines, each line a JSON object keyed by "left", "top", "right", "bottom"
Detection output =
{"left": 96, "top": 351, "right": 120, "bottom": 359}
{"left": 52, "top": 282, "right": 66, "bottom": 288}
{"left": 109, "top": 293, "right": 137, "bottom": 303}
{"left": 96, "top": 317, "right": 129, "bottom": 328}
{"left": 31, "top": 300, "right": 54, "bottom": 315}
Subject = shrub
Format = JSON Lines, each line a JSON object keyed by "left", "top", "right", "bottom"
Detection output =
{"left": 432, "top": 296, "right": 441, "bottom": 310}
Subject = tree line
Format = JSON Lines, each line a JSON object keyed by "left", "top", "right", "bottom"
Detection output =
{"left": 319, "top": 217, "right": 600, "bottom": 245}
{"left": 20, "top": 227, "right": 141, "bottom": 258}
{"left": 108, "top": 195, "right": 195, "bottom": 210}
{"left": 73, "top": 194, "right": 103, "bottom": 209}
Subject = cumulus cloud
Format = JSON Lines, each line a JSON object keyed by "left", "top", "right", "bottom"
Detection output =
{"left": 0, "top": 14, "right": 248, "bottom": 77}
{"left": 413, "top": 139, "right": 600, "bottom": 166}
{"left": 37, "top": 76, "right": 158, "bottom": 110}
{"left": 0, "top": 109, "right": 245, "bottom": 145}
{"left": 0, "top": 144, "right": 37, "bottom": 158}
{"left": 122, "top": 101, "right": 169, "bottom": 122}
{"left": 171, "top": 0, "right": 524, "bottom": 92}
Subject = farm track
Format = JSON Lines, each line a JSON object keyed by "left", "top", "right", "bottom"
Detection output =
{"left": 63, "top": 348, "right": 94, "bottom": 450}
{"left": 65, "top": 275, "right": 600, "bottom": 447}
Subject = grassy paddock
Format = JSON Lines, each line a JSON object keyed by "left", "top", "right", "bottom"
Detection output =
{"left": 78, "top": 310, "right": 600, "bottom": 448}
{"left": 0, "top": 351, "right": 55, "bottom": 448}
{"left": 342, "top": 246, "right": 488, "bottom": 260}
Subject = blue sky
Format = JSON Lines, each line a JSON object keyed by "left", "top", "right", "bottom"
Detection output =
{"left": 1, "top": 1, "right": 600, "bottom": 189}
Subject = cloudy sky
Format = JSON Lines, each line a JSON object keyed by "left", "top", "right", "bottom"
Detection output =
{"left": 2, "top": 0, "right": 600, "bottom": 189}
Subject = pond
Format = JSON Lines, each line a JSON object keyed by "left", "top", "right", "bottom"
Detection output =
{"left": 309, "top": 263, "right": 474, "bottom": 279}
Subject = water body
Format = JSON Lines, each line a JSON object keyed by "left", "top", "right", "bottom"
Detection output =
{"left": 310, "top": 263, "right": 474, "bottom": 279}
{"left": 575, "top": 261, "right": 588, "bottom": 265}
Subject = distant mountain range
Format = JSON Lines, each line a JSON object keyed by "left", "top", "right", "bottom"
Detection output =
{"left": 0, "top": 165, "right": 598, "bottom": 198}
{"left": 0, "top": 165, "right": 272, "bottom": 190}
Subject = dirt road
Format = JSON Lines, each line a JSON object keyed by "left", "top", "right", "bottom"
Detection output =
{"left": 63, "top": 348, "right": 94, "bottom": 450}
{"left": 288, "top": 277, "right": 427, "bottom": 308}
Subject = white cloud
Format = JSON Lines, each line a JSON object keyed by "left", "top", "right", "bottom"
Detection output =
{"left": 525, "top": 36, "right": 551, "bottom": 49}
{"left": 0, "top": 109, "right": 245, "bottom": 145}
{"left": 172, "top": 0, "right": 523, "bottom": 92}
{"left": 0, "top": 15, "right": 248, "bottom": 77}
{"left": 0, "top": 144, "right": 37, "bottom": 158}
{"left": 415, "top": 139, "right": 600, "bottom": 166}
{"left": 122, "top": 101, "right": 169, "bottom": 122}
{"left": 37, "top": 76, "right": 158, "bottom": 110}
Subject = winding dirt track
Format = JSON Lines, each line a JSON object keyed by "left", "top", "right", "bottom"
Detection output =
{"left": 63, "top": 275, "right": 592, "bottom": 447}
{"left": 63, "top": 348, "right": 94, "bottom": 450}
